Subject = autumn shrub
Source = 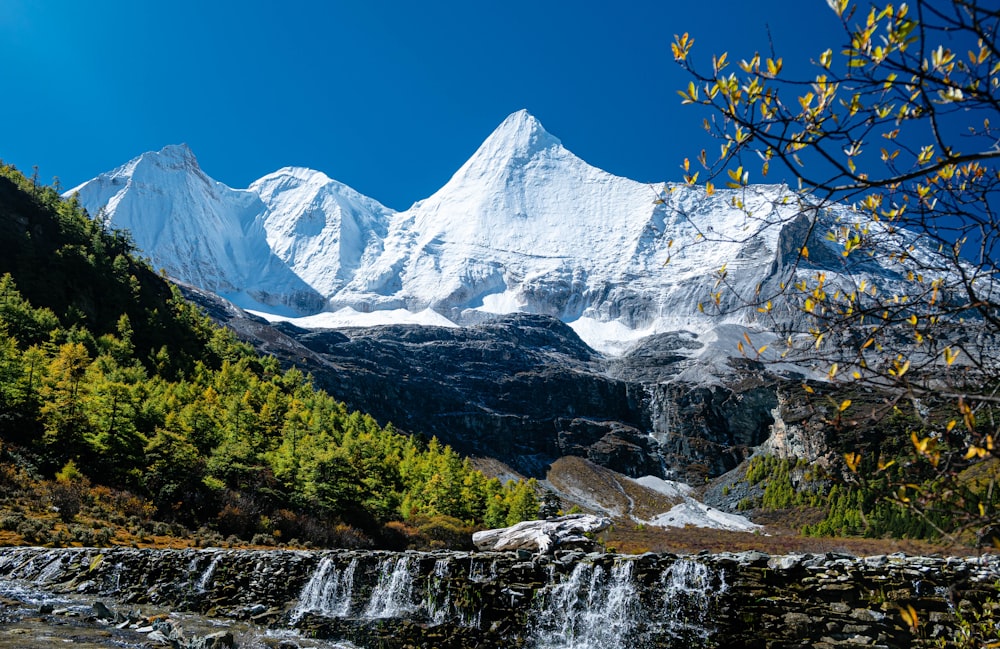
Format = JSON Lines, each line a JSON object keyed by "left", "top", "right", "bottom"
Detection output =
{"left": 48, "top": 480, "right": 85, "bottom": 523}
{"left": 214, "top": 490, "right": 262, "bottom": 539}
{"left": 94, "top": 527, "right": 115, "bottom": 546}
{"left": 0, "top": 511, "right": 25, "bottom": 531}
{"left": 410, "top": 514, "right": 475, "bottom": 550}
{"left": 16, "top": 517, "right": 52, "bottom": 544}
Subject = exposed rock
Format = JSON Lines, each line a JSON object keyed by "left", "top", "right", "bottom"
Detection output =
{"left": 191, "top": 630, "right": 235, "bottom": 649}
{"left": 92, "top": 600, "right": 116, "bottom": 621}
{"left": 181, "top": 285, "right": 788, "bottom": 481}
{"left": 471, "top": 514, "right": 612, "bottom": 554}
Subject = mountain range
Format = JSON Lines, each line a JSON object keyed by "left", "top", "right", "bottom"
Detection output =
{"left": 64, "top": 109, "right": 942, "bottom": 498}
{"left": 69, "top": 110, "right": 918, "bottom": 359}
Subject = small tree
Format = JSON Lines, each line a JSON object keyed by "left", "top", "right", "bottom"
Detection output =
{"left": 673, "top": 0, "right": 999, "bottom": 544}
{"left": 50, "top": 460, "right": 89, "bottom": 523}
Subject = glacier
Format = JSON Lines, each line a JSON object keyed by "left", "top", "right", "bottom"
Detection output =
{"left": 68, "top": 109, "right": 922, "bottom": 357}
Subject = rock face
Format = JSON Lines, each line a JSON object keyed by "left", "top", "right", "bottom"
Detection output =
{"left": 471, "top": 514, "right": 611, "bottom": 553}
{"left": 1, "top": 546, "right": 997, "bottom": 649}
{"left": 180, "top": 284, "right": 781, "bottom": 480}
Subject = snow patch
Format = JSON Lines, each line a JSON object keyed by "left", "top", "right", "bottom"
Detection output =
{"left": 251, "top": 307, "right": 459, "bottom": 329}
{"left": 567, "top": 317, "right": 656, "bottom": 355}
{"left": 632, "top": 475, "right": 694, "bottom": 500}
{"left": 647, "top": 500, "right": 761, "bottom": 532}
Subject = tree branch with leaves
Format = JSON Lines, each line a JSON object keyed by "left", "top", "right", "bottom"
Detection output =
{"left": 673, "top": 0, "right": 1000, "bottom": 548}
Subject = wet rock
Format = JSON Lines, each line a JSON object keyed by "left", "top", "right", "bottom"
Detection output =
{"left": 190, "top": 630, "right": 235, "bottom": 649}
{"left": 92, "top": 601, "right": 115, "bottom": 622}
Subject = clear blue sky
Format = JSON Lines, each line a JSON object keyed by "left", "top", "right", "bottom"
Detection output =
{"left": 1, "top": 1, "right": 842, "bottom": 211}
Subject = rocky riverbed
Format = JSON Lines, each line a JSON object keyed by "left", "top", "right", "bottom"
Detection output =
{"left": 0, "top": 546, "right": 997, "bottom": 648}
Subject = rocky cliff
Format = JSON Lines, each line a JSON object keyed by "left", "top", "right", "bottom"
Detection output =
{"left": 180, "top": 284, "right": 784, "bottom": 481}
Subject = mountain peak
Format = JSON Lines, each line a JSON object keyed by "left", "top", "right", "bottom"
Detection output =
{"left": 126, "top": 144, "right": 204, "bottom": 180}
{"left": 483, "top": 109, "right": 561, "bottom": 155}
{"left": 144, "top": 143, "right": 198, "bottom": 166}
{"left": 441, "top": 111, "right": 565, "bottom": 187}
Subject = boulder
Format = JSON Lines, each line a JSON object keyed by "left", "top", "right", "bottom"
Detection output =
{"left": 472, "top": 514, "right": 612, "bottom": 554}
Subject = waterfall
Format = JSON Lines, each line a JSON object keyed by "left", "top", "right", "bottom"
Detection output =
{"left": 659, "top": 558, "right": 725, "bottom": 641}
{"left": 195, "top": 554, "right": 220, "bottom": 593}
{"left": 469, "top": 556, "right": 498, "bottom": 583}
{"left": 424, "top": 558, "right": 452, "bottom": 625}
{"left": 363, "top": 556, "right": 417, "bottom": 618}
{"left": 33, "top": 553, "right": 68, "bottom": 585}
{"left": 531, "top": 557, "right": 725, "bottom": 648}
{"left": 532, "top": 561, "right": 639, "bottom": 649}
{"left": 292, "top": 557, "right": 359, "bottom": 622}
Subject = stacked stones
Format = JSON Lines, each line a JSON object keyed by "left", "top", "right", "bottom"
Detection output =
{"left": 0, "top": 546, "right": 996, "bottom": 648}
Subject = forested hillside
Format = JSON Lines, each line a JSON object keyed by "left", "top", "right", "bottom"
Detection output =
{"left": 0, "top": 162, "right": 538, "bottom": 549}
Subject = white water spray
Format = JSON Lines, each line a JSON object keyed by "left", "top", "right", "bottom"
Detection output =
{"left": 292, "top": 557, "right": 358, "bottom": 622}
{"left": 532, "top": 561, "right": 639, "bottom": 649}
{"left": 363, "top": 556, "right": 417, "bottom": 619}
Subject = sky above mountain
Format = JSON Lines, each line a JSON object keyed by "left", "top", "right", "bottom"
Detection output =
{"left": 2, "top": 0, "right": 842, "bottom": 210}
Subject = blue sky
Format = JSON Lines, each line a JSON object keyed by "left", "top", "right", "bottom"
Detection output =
{"left": 2, "top": 1, "right": 843, "bottom": 210}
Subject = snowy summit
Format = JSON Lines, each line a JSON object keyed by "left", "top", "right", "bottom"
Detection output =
{"left": 69, "top": 110, "right": 922, "bottom": 355}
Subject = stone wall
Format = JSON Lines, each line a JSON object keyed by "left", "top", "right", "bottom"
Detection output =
{"left": 0, "top": 546, "right": 996, "bottom": 648}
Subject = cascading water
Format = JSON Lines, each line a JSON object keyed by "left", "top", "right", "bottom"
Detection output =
{"left": 364, "top": 556, "right": 417, "bottom": 618}
{"left": 32, "top": 553, "right": 68, "bottom": 585}
{"left": 425, "top": 558, "right": 452, "bottom": 625}
{"left": 532, "top": 561, "right": 639, "bottom": 649}
{"left": 292, "top": 557, "right": 358, "bottom": 622}
{"left": 531, "top": 557, "right": 725, "bottom": 649}
{"left": 658, "top": 558, "right": 725, "bottom": 642}
{"left": 195, "top": 554, "right": 220, "bottom": 593}
{"left": 469, "top": 556, "right": 499, "bottom": 583}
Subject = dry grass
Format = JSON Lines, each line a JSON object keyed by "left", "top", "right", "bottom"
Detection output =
{"left": 600, "top": 523, "right": 973, "bottom": 557}
{"left": 545, "top": 456, "right": 681, "bottom": 519}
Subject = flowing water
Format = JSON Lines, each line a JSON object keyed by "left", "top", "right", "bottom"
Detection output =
{"left": 532, "top": 561, "right": 640, "bottom": 648}
{"left": 293, "top": 556, "right": 358, "bottom": 621}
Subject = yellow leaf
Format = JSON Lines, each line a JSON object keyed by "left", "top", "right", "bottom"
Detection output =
{"left": 801, "top": 246, "right": 809, "bottom": 259}
{"left": 802, "top": 383, "right": 814, "bottom": 394}
{"left": 844, "top": 452, "right": 861, "bottom": 472}
{"left": 839, "top": 399, "right": 852, "bottom": 412}
{"left": 899, "top": 604, "right": 919, "bottom": 631}
{"left": 911, "top": 431, "right": 930, "bottom": 454}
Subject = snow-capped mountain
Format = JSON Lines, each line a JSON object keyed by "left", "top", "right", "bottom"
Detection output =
{"left": 69, "top": 144, "right": 330, "bottom": 314}
{"left": 68, "top": 110, "right": 911, "bottom": 355}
